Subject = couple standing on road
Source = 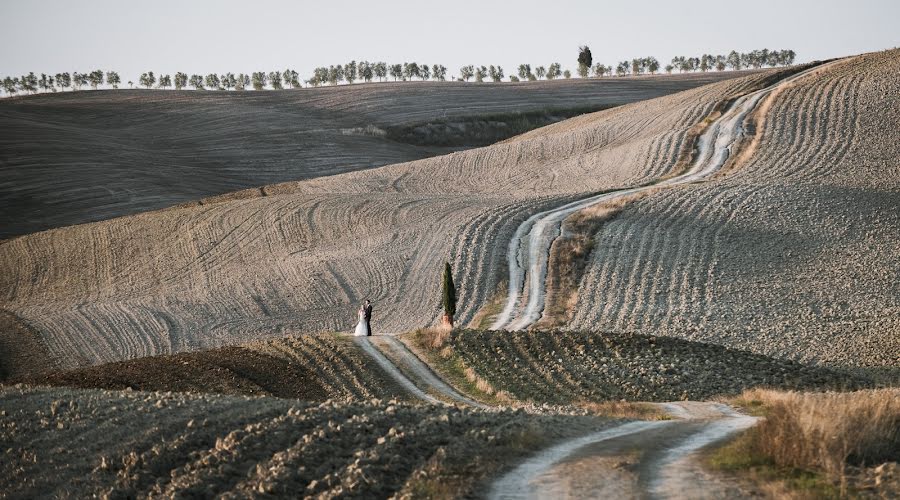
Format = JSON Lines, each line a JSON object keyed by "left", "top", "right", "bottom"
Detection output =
{"left": 353, "top": 300, "right": 374, "bottom": 336}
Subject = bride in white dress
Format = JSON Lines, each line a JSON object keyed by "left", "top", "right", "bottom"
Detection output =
{"left": 353, "top": 306, "right": 370, "bottom": 336}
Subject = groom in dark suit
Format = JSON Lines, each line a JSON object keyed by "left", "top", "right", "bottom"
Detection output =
{"left": 363, "top": 299, "right": 373, "bottom": 336}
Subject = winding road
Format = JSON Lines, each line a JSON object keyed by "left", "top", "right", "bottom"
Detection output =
{"left": 490, "top": 62, "right": 832, "bottom": 331}
{"left": 488, "top": 402, "right": 758, "bottom": 499}
{"left": 353, "top": 62, "right": 837, "bottom": 499}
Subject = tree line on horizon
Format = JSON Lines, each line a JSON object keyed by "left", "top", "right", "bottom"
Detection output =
{"left": 0, "top": 48, "right": 796, "bottom": 96}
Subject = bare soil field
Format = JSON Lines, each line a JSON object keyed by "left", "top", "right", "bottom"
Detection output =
{"left": 0, "top": 72, "right": 748, "bottom": 237}
{"left": 9, "top": 334, "right": 409, "bottom": 401}
{"left": 568, "top": 50, "right": 900, "bottom": 369}
{"left": 408, "top": 329, "right": 866, "bottom": 405}
{"left": 0, "top": 385, "right": 611, "bottom": 498}
{"left": 1, "top": 51, "right": 896, "bottom": 376}
{"left": 0, "top": 71, "right": 774, "bottom": 370}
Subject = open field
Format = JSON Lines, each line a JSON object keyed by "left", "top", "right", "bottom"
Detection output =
{"left": 1, "top": 51, "right": 897, "bottom": 379}
{"left": 407, "top": 329, "right": 866, "bottom": 404}
{"left": 568, "top": 50, "right": 900, "bottom": 369}
{"left": 10, "top": 334, "right": 409, "bottom": 401}
{"left": 0, "top": 385, "right": 610, "bottom": 499}
{"left": 0, "top": 69, "right": 777, "bottom": 371}
{"left": 0, "top": 71, "right": 750, "bottom": 237}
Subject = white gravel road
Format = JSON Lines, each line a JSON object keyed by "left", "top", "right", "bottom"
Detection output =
{"left": 491, "top": 61, "right": 837, "bottom": 331}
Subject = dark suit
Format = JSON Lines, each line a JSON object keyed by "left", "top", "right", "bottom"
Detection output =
{"left": 363, "top": 304, "right": 373, "bottom": 336}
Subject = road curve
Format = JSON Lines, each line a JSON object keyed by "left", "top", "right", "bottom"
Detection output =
{"left": 490, "top": 62, "right": 835, "bottom": 331}
{"left": 487, "top": 402, "right": 758, "bottom": 500}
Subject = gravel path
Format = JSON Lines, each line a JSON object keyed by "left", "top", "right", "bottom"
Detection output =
{"left": 491, "top": 61, "right": 836, "bottom": 331}
{"left": 353, "top": 336, "right": 443, "bottom": 405}
{"left": 368, "top": 336, "right": 490, "bottom": 408}
{"left": 488, "top": 402, "right": 758, "bottom": 499}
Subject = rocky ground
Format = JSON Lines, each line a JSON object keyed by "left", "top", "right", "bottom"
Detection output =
{"left": 413, "top": 329, "right": 869, "bottom": 405}
{"left": 0, "top": 385, "right": 612, "bottom": 499}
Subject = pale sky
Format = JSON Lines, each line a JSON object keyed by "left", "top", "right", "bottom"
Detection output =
{"left": 2, "top": 0, "right": 898, "bottom": 82}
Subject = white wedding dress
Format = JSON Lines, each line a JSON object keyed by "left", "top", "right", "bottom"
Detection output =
{"left": 353, "top": 309, "right": 370, "bottom": 336}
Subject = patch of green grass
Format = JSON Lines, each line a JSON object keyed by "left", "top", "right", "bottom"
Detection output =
{"left": 706, "top": 429, "right": 850, "bottom": 499}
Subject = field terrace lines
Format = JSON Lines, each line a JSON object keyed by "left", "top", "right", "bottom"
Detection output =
{"left": 433, "top": 329, "right": 860, "bottom": 405}
{"left": 491, "top": 63, "right": 826, "bottom": 331}
{"left": 0, "top": 69, "right": 777, "bottom": 370}
{"left": 0, "top": 385, "right": 604, "bottom": 498}
{"left": 569, "top": 49, "right": 900, "bottom": 368}
{"left": 15, "top": 334, "right": 410, "bottom": 401}
{"left": 0, "top": 71, "right": 753, "bottom": 238}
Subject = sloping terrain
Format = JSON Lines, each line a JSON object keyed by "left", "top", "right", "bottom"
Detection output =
{"left": 1, "top": 51, "right": 897, "bottom": 374}
{"left": 0, "top": 385, "right": 608, "bottom": 499}
{"left": 11, "top": 334, "right": 408, "bottom": 401}
{"left": 407, "top": 329, "right": 865, "bottom": 405}
{"left": 0, "top": 71, "right": 748, "bottom": 237}
{"left": 568, "top": 50, "right": 900, "bottom": 368}
{"left": 0, "top": 72, "right": 773, "bottom": 370}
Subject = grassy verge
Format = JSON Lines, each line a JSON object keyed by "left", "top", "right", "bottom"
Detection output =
{"left": 402, "top": 328, "right": 510, "bottom": 406}
{"left": 705, "top": 429, "right": 847, "bottom": 499}
{"left": 706, "top": 388, "right": 900, "bottom": 498}
{"left": 467, "top": 282, "right": 508, "bottom": 330}
{"left": 537, "top": 192, "right": 650, "bottom": 328}
{"left": 577, "top": 401, "right": 673, "bottom": 421}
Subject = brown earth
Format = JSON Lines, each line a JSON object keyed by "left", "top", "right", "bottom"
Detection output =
{"left": 0, "top": 70, "right": 775, "bottom": 371}
{"left": 0, "top": 51, "right": 896, "bottom": 377}
{"left": 0, "top": 71, "right": 751, "bottom": 238}
{"left": 0, "top": 385, "right": 613, "bottom": 499}
{"left": 411, "top": 329, "right": 869, "bottom": 405}
{"left": 8, "top": 334, "right": 409, "bottom": 402}
{"left": 0, "top": 309, "right": 57, "bottom": 379}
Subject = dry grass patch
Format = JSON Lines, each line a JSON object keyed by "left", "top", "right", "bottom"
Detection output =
{"left": 577, "top": 401, "right": 672, "bottom": 421}
{"left": 708, "top": 388, "right": 900, "bottom": 498}
{"left": 540, "top": 192, "right": 651, "bottom": 328}
{"left": 403, "top": 328, "right": 512, "bottom": 406}
{"left": 468, "top": 281, "right": 508, "bottom": 330}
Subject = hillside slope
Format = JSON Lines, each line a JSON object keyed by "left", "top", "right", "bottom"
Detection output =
{"left": 1, "top": 51, "right": 897, "bottom": 372}
{"left": 0, "top": 72, "right": 769, "bottom": 370}
{"left": 0, "top": 72, "right": 747, "bottom": 237}
{"left": 568, "top": 50, "right": 900, "bottom": 368}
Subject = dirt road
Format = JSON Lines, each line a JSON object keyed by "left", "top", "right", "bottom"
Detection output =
{"left": 488, "top": 402, "right": 757, "bottom": 499}
{"left": 491, "top": 61, "right": 836, "bottom": 331}
{"left": 356, "top": 335, "right": 489, "bottom": 408}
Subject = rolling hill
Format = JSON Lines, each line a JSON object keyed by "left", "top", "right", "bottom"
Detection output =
{"left": 0, "top": 50, "right": 896, "bottom": 377}
{"left": 0, "top": 71, "right": 747, "bottom": 237}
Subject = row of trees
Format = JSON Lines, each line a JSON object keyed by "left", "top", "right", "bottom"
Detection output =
{"left": 1, "top": 48, "right": 797, "bottom": 95}
{"left": 2, "top": 70, "right": 121, "bottom": 95}
{"left": 665, "top": 49, "right": 796, "bottom": 74}
{"left": 306, "top": 62, "right": 450, "bottom": 86}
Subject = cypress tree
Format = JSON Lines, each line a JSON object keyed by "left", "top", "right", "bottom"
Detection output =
{"left": 442, "top": 262, "right": 456, "bottom": 321}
